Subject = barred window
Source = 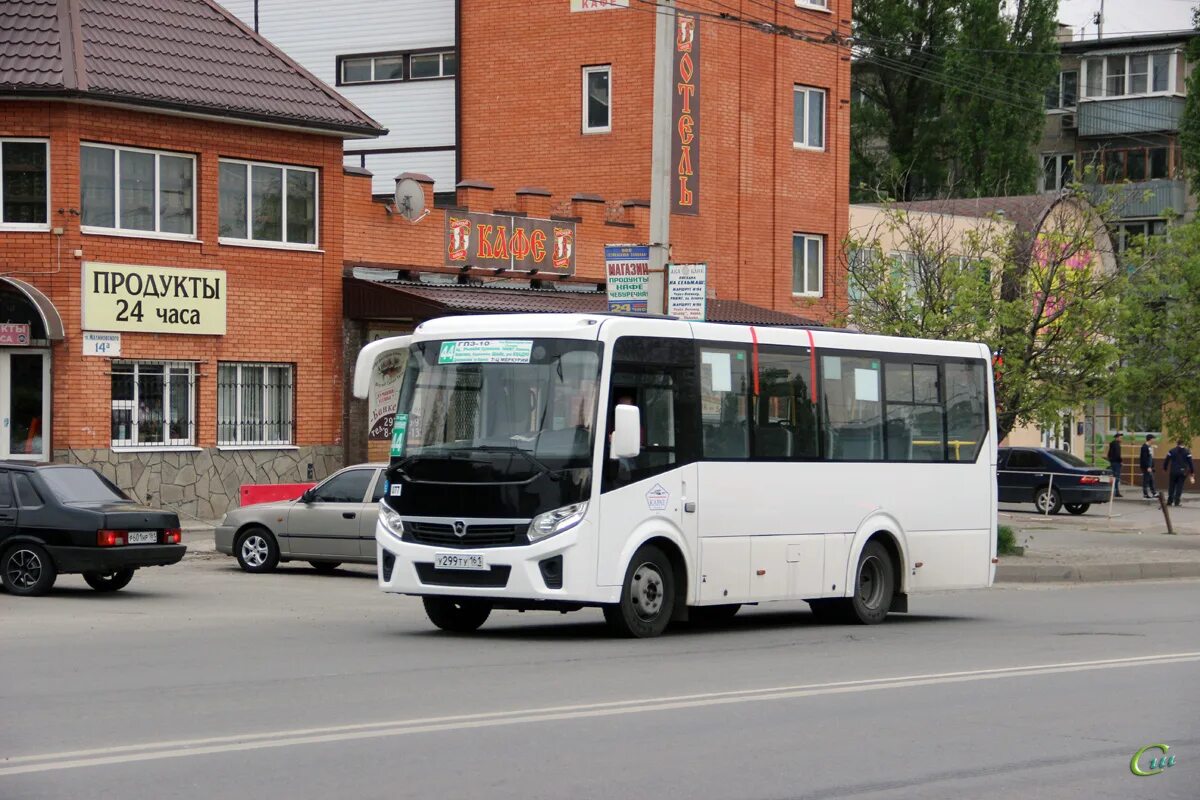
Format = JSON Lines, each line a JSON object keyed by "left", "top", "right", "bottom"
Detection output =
{"left": 218, "top": 363, "right": 294, "bottom": 446}
{"left": 111, "top": 362, "right": 196, "bottom": 448}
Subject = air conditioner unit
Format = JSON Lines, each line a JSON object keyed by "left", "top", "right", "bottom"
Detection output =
{"left": 1061, "top": 113, "right": 1077, "bottom": 130}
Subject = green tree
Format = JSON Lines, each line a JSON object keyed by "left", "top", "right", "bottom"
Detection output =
{"left": 1179, "top": 8, "right": 1200, "bottom": 191}
{"left": 850, "top": 0, "right": 956, "bottom": 201}
{"left": 1114, "top": 219, "right": 1200, "bottom": 439}
{"left": 843, "top": 196, "right": 1124, "bottom": 441}
{"left": 851, "top": 0, "right": 1060, "bottom": 200}
{"left": 944, "top": 0, "right": 1059, "bottom": 196}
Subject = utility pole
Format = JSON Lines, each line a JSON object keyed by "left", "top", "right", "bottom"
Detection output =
{"left": 648, "top": 0, "right": 676, "bottom": 314}
{"left": 1094, "top": 0, "right": 1104, "bottom": 40}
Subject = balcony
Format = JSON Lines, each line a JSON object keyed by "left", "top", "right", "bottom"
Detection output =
{"left": 1077, "top": 96, "right": 1184, "bottom": 137}
{"left": 1087, "top": 179, "right": 1187, "bottom": 219}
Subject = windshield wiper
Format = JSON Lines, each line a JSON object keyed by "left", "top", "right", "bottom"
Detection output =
{"left": 461, "top": 445, "right": 560, "bottom": 480}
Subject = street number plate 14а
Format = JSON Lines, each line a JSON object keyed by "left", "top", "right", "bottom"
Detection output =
{"left": 434, "top": 553, "right": 487, "bottom": 571}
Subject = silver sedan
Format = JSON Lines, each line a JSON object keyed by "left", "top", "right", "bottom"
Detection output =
{"left": 214, "top": 464, "right": 386, "bottom": 574}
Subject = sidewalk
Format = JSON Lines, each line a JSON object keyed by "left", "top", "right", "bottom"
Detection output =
{"left": 997, "top": 495, "right": 1200, "bottom": 583}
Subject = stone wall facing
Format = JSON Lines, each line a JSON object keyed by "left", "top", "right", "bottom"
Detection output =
{"left": 55, "top": 446, "right": 344, "bottom": 520}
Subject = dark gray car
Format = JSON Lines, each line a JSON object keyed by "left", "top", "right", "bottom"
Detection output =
{"left": 0, "top": 461, "right": 185, "bottom": 596}
{"left": 214, "top": 464, "right": 386, "bottom": 573}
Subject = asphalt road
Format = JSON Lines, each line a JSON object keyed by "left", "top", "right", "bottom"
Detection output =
{"left": 2, "top": 557, "right": 1198, "bottom": 800}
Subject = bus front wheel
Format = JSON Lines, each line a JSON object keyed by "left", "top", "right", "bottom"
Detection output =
{"left": 423, "top": 597, "right": 492, "bottom": 633}
{"left": 604, "top": 545, "right": 675, "bottom": 638}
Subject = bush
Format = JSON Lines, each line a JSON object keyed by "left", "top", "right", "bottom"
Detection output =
{"left": 997, "top": 524, "right": 1022, "bottom": 556}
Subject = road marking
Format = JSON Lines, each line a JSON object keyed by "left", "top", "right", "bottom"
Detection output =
{"left": 3, "top": 651, "right": 1198, "bottom": 777}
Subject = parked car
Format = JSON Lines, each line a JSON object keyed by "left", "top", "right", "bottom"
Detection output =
{"left": 0, "top": 461, "right": 184, "bottom": 596}
{"left": 997, "top": 447, "right": 1114, "bottom": 515}
{"left": 215, "top": 464, "right": 386, "bottom": 573}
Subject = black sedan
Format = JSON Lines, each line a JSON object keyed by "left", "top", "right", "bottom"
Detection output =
{"left": 997, "top": 447, "right": 1114, "bottom": 515}
{"left": 0, "top": 461, "right": 185, "bottom": 596}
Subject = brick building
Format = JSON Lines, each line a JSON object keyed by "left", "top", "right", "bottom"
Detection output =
{"left": 0, "top": 0, "right": 383, "bottom": 516}
{"left": 457, "top": 0, "right": 852, "bottom": 320}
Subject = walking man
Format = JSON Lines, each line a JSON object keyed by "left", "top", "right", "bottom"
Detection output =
{"left": 1163, "top": 439, "right": 1195, "bottom": 507}
{"left": 1106, "top": 432, "right": 1125, "bottom": 498}
{"left": 1140, "top": 434, "right": 1158, "bottom": 499}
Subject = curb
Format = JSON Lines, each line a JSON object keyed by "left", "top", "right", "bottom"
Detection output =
{"left": 996, "top": 562, "right": 1200, "bottom": 583}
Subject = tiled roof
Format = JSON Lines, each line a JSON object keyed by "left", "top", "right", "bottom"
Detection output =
{"left": 344, "top": 278, "right": 823, "bottom": 327}
{"left": 0, "top": 0, "right": 383, "bottom": 137}
{"left": 894, "top": 195, "right": 1057, "bottom": 237}
{"left": 0, "top": 2, "right": 63, "bottom": 90}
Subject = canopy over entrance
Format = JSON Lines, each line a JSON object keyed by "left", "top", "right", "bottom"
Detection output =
{"left": 0, "top": 277, "right": 65, "bottom": 341}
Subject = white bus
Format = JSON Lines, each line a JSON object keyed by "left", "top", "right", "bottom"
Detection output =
{"left": 353, "top": 313, "right": 996, "bottom": 638}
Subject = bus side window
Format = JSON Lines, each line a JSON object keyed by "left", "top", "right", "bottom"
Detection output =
{"left": 700, "top": 346, "right": 750, "bottom": 459}
{"left": 822, "top": 354, "right": 884, "bottom": 461}
{"left": 754, "top": 350, "right": 818, "bottom": 459}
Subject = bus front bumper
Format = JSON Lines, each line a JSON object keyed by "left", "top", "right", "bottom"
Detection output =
{"left": 375, "top": 523, "right": 619, "bottom": 605}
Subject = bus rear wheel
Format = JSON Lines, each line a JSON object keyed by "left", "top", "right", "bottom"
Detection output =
{"left": 848, "top": 541, "right": 894, "bottom": 625}
{"left": 423, "top": 597, "right": 492, "bottom": 633}
{"left": 604, "top": 545, "right": 675, "bottom": 638}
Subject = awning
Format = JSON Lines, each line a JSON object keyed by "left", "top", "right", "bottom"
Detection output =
{"left": 0, "top": 277, "right": 65, "bottom": 341}
{"left": 344, "top": 277, "right": 820, "bottom": 327}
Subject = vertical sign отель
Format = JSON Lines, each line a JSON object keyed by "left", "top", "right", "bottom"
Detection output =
{"left": 671, "top": 12, "right": 699, "bottom": 216}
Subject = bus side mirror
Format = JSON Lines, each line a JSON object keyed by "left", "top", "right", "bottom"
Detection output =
{"left": 611, "top": 405, "right": 641, "bottom": 460}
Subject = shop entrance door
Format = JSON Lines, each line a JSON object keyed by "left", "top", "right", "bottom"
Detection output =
{"left": 0, "top": 351, "right": 50, "bottom": 460}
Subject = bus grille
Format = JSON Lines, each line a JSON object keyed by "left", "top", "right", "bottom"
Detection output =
{"left": 405, "top": 521, "right": 526, "bottom": 548}
{"left": 415, "top": 563, "right": 511, "bottom": 588}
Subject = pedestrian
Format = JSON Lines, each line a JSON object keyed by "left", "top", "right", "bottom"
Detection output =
{"left": 1106, "top": 432, "right": 1125, "bottom": 498}
{"left": 1140, "top": 434, "right": 1158, "bottom": 499}
{"left": 1163, "top": 439, "right": 1195, "bottom": 507}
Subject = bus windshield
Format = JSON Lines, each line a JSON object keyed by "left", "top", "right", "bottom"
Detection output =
{"left": 395, "top": 338, "right": 602, "bottom": 471}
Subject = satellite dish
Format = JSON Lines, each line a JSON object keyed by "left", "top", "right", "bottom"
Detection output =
{"left": 394, "top": 178, "right": 429, "bottom": 223}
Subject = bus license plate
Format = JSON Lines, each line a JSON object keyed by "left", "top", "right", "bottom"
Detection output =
{"left": 128, "top": 531, "right": 158, "bottom": 545}
{"left": 434, "top": 553, "right": 487, "bottom": 571}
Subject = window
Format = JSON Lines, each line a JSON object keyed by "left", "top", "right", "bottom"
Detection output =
{"left": 884, "top": 361, "right": 945, "bottom": 461}
{"left": 217, "top": 363, "right": 294, "bottom": 446}
{"left": 793, "top": 85, "right": 826, "bottom": 149}
{"left": 371, "top": 472, "right": 388, "bottom": 502}
{"left": 889, "top": 251, "right": 920, "bottom": 297}
{"left": 1083, "top": 52, "right": 1176, "bottom": 98}
{"left": 754, "top": 350, "right": 818, "bottom": 459}
{"left": 792, "top": 234, "right": 824, "bottom": 296}
{"left": 1042, "top": 153, "right": 1075, "bottom": 192}
{"left": 1005, "top": 449, "right": 1043, "bottom": 470}
{"left": 0, "top": 139, "right": 48, "bottom": 227}
{"left": 822, "top": 355, "right": 883, "bottom": 460}
{"left": 700, "top": 347, "right": 751, "bottom": 459}
{"left": 1044, "top": 70, "right": 1078, "bottom": 110}
{"left": 603, "top": 337, "right": 699, "bottom": 492}
{"left": 1082, "top": 145, "right": 1173, "bottom": 183}
{"left": 944, "top": 361, "right": 988, "bottom": 462}
{"left": 1116, "top": 219, "right": 1167, "bottom": 253}
{"left": 0, "top": 472, "right": 10, "bottom": 507}
{"left": 218, "top": 159, "right": 318, "bottom": 247}
{"left": 337, "top": 50, "right": 456, "bottom": 85}
{"left": 80, "top": 144, "right": 194, "bottom": 237}
{"left": 311, "top": 469, "right": 373, "bottom": 503}
{"left": 410, "top": 51, "right": 457, "bottom": 79}
{"left": 795, "top": 0, "right": 829, "bottom": 8}
{"left": 111, "top": 362, "right": 195, "bottom": 448}
{"left": 582, "top": 65, "right": 611, "bottom": 133}
{"left": 12, "top": 473, "right": 44, "bottom": 507}
{"left": 340, "top": 54, "right": 404, "bottom": 83}
{"left": 847, "top": 247, "right": 879, "bottom": 303}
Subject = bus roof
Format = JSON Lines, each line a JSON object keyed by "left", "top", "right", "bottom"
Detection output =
{"left": 411, "top": 314, "right": 988, "bottom": 360}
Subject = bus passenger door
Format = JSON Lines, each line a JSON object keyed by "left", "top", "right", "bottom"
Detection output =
{"left": 596, "top": 335, "right": 700, "bottom": 590}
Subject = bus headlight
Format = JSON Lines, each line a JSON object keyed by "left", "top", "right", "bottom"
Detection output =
{"left": 379, "top": 504, "right": 404, "bottom": 537}
{"left": 528, "top": 502, "right": 588, "bottom": 543}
